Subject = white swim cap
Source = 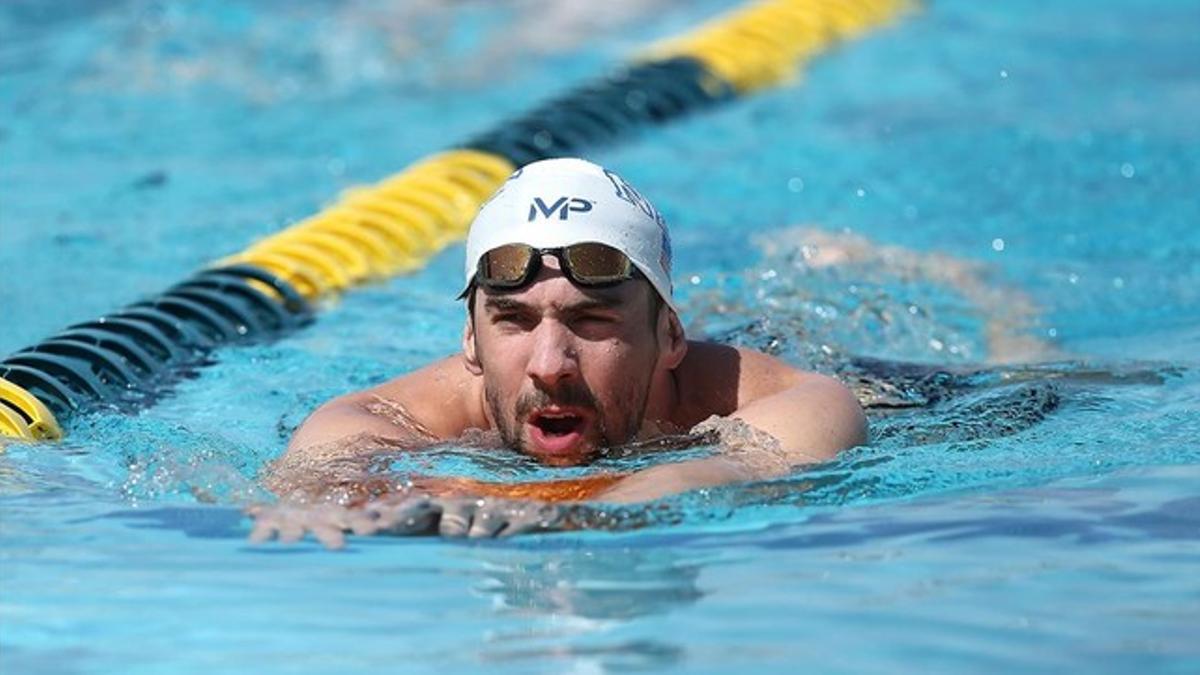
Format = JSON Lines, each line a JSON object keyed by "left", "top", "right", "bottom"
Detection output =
{"left": 462, "top": 157, "right": 677, "bottom": 314}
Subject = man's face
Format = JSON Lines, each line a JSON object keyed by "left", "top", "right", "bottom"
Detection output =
{"left": 466, "top": 256, "right": 665, "bottom": 466}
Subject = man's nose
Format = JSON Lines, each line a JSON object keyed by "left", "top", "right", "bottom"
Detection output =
{"left": 526, "top": 321, "right": 579, "bottom": 388}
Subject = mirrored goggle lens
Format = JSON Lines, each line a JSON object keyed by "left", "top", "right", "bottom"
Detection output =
{"left": 481, "top": 244, "right": 535, "bottom": 286}
{"left": 563, "top": 243, "right": 633, "bottom": 283}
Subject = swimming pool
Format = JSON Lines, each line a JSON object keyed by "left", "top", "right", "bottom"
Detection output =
{"left": 2, "top": 0, "right": 1198, "bottom": 672}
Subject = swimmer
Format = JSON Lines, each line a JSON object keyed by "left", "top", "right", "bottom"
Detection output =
{"left": 250, "top": 158, "right": 866, "bottom": 545}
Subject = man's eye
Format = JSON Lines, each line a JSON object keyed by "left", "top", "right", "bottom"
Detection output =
{"left": 572, "top": 314, "right": 619, "bottom": 331}
{"left": 579, "top": 314, "right": 616, "bottom": 324}
{"left": 494, "top": 313, "right": 534, "bottom": 328}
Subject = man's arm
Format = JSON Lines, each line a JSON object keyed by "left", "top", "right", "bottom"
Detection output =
{"left": 597, "top": 356, "right": 866, "bottom": 504}
{"left": 727, "top": 372, "right": 868, "bottom": 462}
{"left": 266, "top": 356, "right": 481, "bottom": 493}
{"left": 285, "top": 396, "right": 429, "bottom": 454}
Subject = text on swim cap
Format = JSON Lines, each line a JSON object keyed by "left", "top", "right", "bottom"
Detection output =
{"left": 528, "top": 197, "right": 594, "bottom": 221}
{"left": 602, "top": 169, "right": 665, "bottom": 228}
{"left": 601, "top": 168, "right": 671, "bottom": 274}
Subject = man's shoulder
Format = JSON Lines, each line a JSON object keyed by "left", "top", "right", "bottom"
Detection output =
{"left": 681, "top": 340, "right": 807, "bottom": 383}
{"left": 355, "top": 355, "right": 486, "bottom": 439}
{"left": 277, "top": 355, "right": 483, "bottom": 483}
{"left": 674, "top": 341, "right": 810, "bottom": 421}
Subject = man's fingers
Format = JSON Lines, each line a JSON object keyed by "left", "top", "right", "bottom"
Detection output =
{"left": 245, "top": 493, "right": 561, "bottom": 545}
{"left": 497, "top": 504, "right": 559, "bottom": 537}
{"left": 403, "top": 509, "right": 440, "bottom": 535}
{"left": 276, "top": 517, "right": 306, "bottom": 543}
{"left": 246, "top": 504, "right": 284, "bottom": 543}
{"left": 310, "top": 523, "right": 347, "bottom": 549}
{"left": 439, "top": 499, "right": 473, "bottom": 537}
{"left": 346, "top": 511, "right": 379, "bottom": 536}
{"left": 248, "top": 504, "right": 344, "bottom": 545}
{"left": 496, "top": 514, "right": 541, "bottom": 537}
{"left": 467, "top": 504, "right": 508, "bottom": 538}
{"left": 372, "top": 495, "right": 440, "bottom": 534}
{"left": 248, "top": 515, "right": 280, "bottom": 543}
{"left": 311, "top": 505, "right": 355, "bottom": 546}
{"left": 494, "top": 509, "right": 547, "bottom": 535}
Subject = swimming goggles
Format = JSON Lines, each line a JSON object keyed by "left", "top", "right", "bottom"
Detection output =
{"left": 468, "top": 242, "right": 641, "bottom": 293}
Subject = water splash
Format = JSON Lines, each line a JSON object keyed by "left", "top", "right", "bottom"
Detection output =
{"left": 685, "top": 226, "right": 1057, "bottom": 368}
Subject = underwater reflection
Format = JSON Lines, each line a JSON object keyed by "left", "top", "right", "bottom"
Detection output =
{"left": 470, "top": 546, "right": 704, "bottom": 621}
{"left": 465, "top": 545, "right": 704, "bottom": 669}
{"left": 0, "top": 456, "right": 36, "bottom": 495}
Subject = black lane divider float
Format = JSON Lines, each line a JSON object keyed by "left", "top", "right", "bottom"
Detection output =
{"left": 0, "top": 265, "right": 312, "bottom": 417}
{"left": 462, "top": 58, "right": 733, "bottom": 166}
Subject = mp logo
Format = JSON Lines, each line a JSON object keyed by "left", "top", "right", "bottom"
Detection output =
{"left": 528, "top": 196, "right": 594, "bottom": 221}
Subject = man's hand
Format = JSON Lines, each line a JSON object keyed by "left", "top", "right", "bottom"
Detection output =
{"left": 246, "top": 493, "right": 570, "bottom": 549}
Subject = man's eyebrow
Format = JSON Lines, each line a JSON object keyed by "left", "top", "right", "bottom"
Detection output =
{"left": 482, "top": 294, "right": 625, "bottom": 314}
{"left": 483, "top": 297, "right": 532, "bottom": 313}
{"left": 562, "top": 296, "right": 624, "bottom": 313}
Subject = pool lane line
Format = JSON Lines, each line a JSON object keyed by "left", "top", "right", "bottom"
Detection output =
{"left": 0, "top": 264, "right": 314, "bottom": 446}
{"left": 0, "top": 0, "right": 912, "bottom": 444}
{"left": 216, "top": 151, "right": 516, "bottom": 299}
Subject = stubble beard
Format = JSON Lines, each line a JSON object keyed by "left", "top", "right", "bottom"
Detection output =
{"left": 485, "top": 372, "right": 653, "bottom": 464}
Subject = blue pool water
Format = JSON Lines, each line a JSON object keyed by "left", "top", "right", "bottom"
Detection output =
{"left": 2, "top": 1, "right": 1198, "bottom": 672}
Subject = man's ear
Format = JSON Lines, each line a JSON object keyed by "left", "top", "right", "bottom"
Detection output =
{"left": 657, "top": 308, "right": 688, "bottom": 370}
{"left": 462, "top": 315, "right": 483, "bottom": 375}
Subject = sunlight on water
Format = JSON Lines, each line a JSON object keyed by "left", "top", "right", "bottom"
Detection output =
{"left": 2, "top": 0, "right": 1198, "bottom": 672}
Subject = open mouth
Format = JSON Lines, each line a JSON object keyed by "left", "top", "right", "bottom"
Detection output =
{"left": 534, "top": 413, "right": 583, "bottom": 435}
{"left": 526, "top": 409, "right": 589, "bottom": 457}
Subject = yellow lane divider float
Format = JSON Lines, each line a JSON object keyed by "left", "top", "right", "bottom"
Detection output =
{"left": 649, "top": 0, "right": 911, "bottom": 94}
{"left": 220, "top": 151, "right": 514, "bottom": 301}
{"left": 0, "top": 377, "right": 63, "bottom": 444}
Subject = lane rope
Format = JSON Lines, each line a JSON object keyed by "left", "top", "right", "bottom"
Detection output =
{"left": 1, "top": 0, "right": 912, "bottom": 443}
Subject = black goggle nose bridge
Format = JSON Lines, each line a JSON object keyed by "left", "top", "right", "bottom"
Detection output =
{"left": 474, "top": 243, "right": 640, "bottom": 292}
